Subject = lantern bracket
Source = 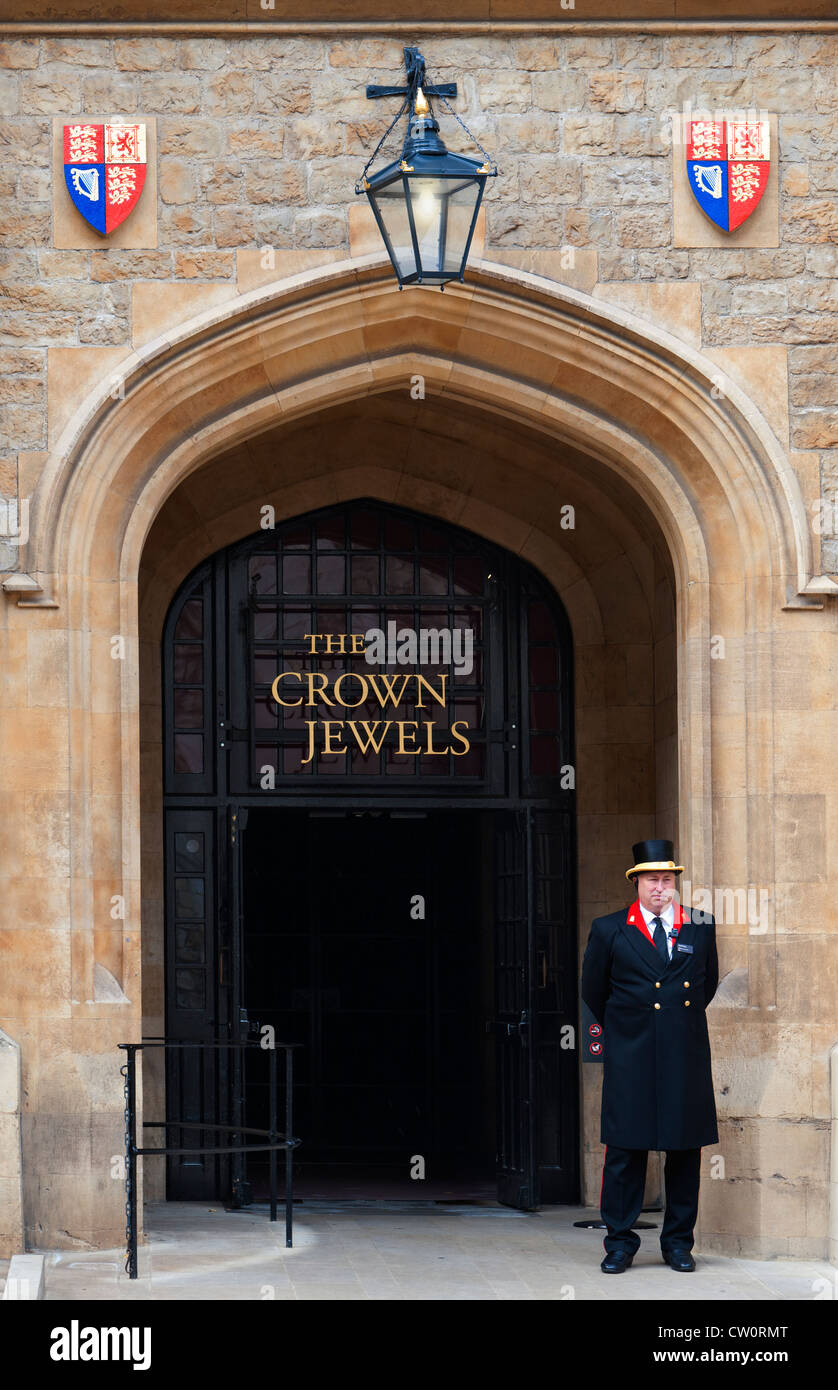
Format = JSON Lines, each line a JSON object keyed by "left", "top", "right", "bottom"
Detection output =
{"left": 354, "top": 44, "right": 498, "bottom": 288}
{"left": 366, "top": 81, "right": 458, "bottom": 100}
{"left": 366, "top": 45, "right": 457, "bottom": 102}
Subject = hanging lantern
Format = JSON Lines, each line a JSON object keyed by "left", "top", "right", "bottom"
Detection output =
{"left": 356, "top": 47, "right": 498, "bottom": 289}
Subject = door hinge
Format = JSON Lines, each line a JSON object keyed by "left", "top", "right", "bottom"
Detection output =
{"left": 229, "top": 807, "right": 249, "bottom": 845}
{"left": 488, "top": 723, "right": 519, "bottom": 750}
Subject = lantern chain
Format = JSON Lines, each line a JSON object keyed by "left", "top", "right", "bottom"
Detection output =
{"left": 436, "top": 93, "right": 498, "bottom": 174}
{"left": 355, "top": 94, "right": 410, "bottom": 194}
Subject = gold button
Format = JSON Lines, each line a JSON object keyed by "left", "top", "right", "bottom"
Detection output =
{"left": 684, "top": 1000, "right": 690, "bottom": 1007}
{"left": 684, "top": 981, "right": 690, "bottom": 988}
{"left": 654, "top": 1002, "right": 661, "bottom": 1010}
{"left": 655, "top": 981, "right": 661, "bottom": 988}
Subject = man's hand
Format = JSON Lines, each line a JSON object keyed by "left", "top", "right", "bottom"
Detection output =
{"left": 581, "top": 918, "right": 611, "bottom": 1026}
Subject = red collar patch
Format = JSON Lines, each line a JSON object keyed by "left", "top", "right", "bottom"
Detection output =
{"left": 627, "top": 899, "right": 687, "bottom": 944}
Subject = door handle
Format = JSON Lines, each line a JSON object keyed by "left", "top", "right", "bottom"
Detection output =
{"left": 505, "top": 1010, "right": 530, "bottom": 1041}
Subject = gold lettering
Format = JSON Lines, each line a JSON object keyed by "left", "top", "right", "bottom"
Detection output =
{"left": 366, "top": 672, "right": 412, "bottom": 707}
{"left": 347, "top": 720, "right": 392, "bottom": 755}
{"left": 322, "top": 721, "right": 347, "bottom": 755}
{"left": 333, "top": 672, "right": 369, "bottom": 708}
{"left": 422, "top": 722, "right": 449, "bottom": 755}
{"left": 397, "top": 721, "right": 421, "bottom": 755}
{"left": 305, "top": 672, "right": 334, "bottom": 706}
{"left": 273, "top": 654, "right": 471, "bottom": 766}
{"left": 350, "top": 633, "right": 367, "bottom": 654}
{"left": 449, "top": 720, "right": 471, "bottom": 756}
{"left": 303, "top": 633, "right": 319, "bottom": 654}
{"left": 322, "top": 634, "right": 347, "bottom": 654}
{"left": 271, "top": 671, "right": 303, "bottom": 707}
{"left": 414, "top": 673, "right": 447, "bottom": 708}
{"left": 301, "top": 720, "right": 317, "bottom": 764}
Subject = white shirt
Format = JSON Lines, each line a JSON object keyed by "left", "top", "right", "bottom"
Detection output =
{"left": 638, "top": 901, "right": 676, "bottom": 959}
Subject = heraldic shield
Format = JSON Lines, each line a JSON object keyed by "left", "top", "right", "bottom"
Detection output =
{"left": 63, "top": 123, "right": 147, "bottom": 235}
{"left": 686, "top": 118, "right": 770, "bottom": 232}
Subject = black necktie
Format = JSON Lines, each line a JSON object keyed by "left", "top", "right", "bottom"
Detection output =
{"left": 651, "top": 915, "right": 669, "bottom": 963}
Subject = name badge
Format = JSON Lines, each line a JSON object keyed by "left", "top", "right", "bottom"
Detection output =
{"left": 677, "top": 943, "right": 694, "bottom": 954}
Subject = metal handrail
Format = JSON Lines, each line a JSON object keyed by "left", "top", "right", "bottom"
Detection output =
{"left": 118, "top": 1038, "right": 302, "bottom": 1279}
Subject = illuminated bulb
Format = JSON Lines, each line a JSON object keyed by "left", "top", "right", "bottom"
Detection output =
{"left": 416, "top": 188, "right": 438, "bottom": 221}
{"left": 414, "top": 86, "right": 430, "bottom": 116}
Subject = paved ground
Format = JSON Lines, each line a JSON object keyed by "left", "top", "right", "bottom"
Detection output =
{"left": 4, "top": 1202, "right": 832, "bottom": 1301}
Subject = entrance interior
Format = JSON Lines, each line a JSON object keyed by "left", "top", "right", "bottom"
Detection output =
{"left": 242, "top": 808, "right": 495, "bottom": 1200}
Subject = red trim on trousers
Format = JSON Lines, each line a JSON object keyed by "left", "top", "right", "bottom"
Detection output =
{"left": 600, "top": 1145, "right": 607, "bottom": 1246}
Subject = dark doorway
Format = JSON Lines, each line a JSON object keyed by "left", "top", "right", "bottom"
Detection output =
{"left": 241, "top": 808, "right": 495, "bottom": 1200}
{"left": 161, "top": 499, "right": 579, "bottom": 1209}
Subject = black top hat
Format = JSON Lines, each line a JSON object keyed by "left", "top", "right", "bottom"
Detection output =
{"left": 625, "top": 839, "right": 684, "bottom": 882}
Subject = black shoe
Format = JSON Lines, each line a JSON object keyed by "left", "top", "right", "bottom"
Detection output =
{"left": 601, "top": 1250, "right": 634, "bottom": 1273}
{"left": 662, "top": 1248, "right": 696, "bottom": 1272}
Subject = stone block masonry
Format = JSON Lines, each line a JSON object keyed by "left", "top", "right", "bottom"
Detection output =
{"left": 0, "top": 34, "right": 836, "bottom": 522}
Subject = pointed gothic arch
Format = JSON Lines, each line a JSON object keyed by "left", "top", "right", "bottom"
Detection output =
{"left": 4, "top": 254, "right": 826, "bottom": 1245}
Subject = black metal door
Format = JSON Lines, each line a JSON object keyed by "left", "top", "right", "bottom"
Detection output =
{"left": 163, "top": 806, "right": 222, "bottom": 1200}
{"left": 530, "top": 806, "right": 579, "bottom": 1203}
{"left": 227, "top": 803, "right": 250, "bottom": 1202}
{"left": 493, "top": 805, "right": 579, "bottom": 1208}
{"left": 162, "top": 500, "right": 579, "bottom": 1204}
{"left": 494, "top": 806, "right": 537, "bottom": 1208}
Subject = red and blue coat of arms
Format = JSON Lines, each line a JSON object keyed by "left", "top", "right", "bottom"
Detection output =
{"left": 63, "top": 123, "right": 147, "bottom": 235}
{"left": 686, "top": 118, "right": 770, "bottom": 233}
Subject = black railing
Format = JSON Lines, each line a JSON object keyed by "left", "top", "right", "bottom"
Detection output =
{"left": 118, "top": 1039, "right": 301, "bottom": 1280}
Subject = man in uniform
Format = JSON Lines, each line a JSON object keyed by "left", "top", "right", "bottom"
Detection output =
{"left": 580, "top": 839, "right": 719, "bottom": 1273}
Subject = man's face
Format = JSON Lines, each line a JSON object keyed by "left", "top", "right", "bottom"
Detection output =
{"left": 635, "top": 870, "right": 676, "bottom": 914}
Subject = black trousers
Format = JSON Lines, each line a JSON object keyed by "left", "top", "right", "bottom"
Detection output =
{"left": 600, "top": 1145, "right": 702, "bottom": 1255}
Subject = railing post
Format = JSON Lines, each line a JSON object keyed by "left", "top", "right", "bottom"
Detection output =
{"left": 285, "top": 1045, "right": 294, "bottom": 1248}
{"left": 122, "top": 1045, "right": 138, "bottom": 1280}
{"left": 269, "top": 1042, "right": 277, "bottom": 1224}
{"left": 118, "top": 1038, "right": 297, "bottom": 1267}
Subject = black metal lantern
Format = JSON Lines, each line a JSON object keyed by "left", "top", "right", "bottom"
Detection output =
{"left": 355, "top": 47, "right": 498, "bottom": 289}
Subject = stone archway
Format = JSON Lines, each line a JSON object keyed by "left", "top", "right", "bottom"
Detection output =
{"left": 2, "top": 255, "right": 824, "bottom": 1253}
{"left": 135, "top": 390, "right": 678, "bottom": 1213}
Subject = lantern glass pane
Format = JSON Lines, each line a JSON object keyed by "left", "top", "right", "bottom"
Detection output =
{"left": 371, "top": 184, "right": 417, "bottom": 280}
{"left": 440, "top": 179, "right": 482, "bottom": 275}
{"left": 408, "top": 177, "right": 445, "bottom": 275}
{"left": 407, "top": 176, "right": 482, "bottom": 277}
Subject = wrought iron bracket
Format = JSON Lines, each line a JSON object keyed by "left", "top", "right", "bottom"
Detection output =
{"left": 367, "top": 81, "right": 457, "bottom": 100}
{"left": 365, "top": 45, "right": 456, "bottom": 101}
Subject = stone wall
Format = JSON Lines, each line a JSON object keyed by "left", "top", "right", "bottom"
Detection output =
{"left": 0, "top": 1030, "right": 23, "bottom": 1257}
{"left": 1, "top": 33, "right": 837, "bottom": 572}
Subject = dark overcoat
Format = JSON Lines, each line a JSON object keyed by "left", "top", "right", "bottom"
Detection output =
{"left": 580, "top": 902, "right": 719, "bottom": 1150}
